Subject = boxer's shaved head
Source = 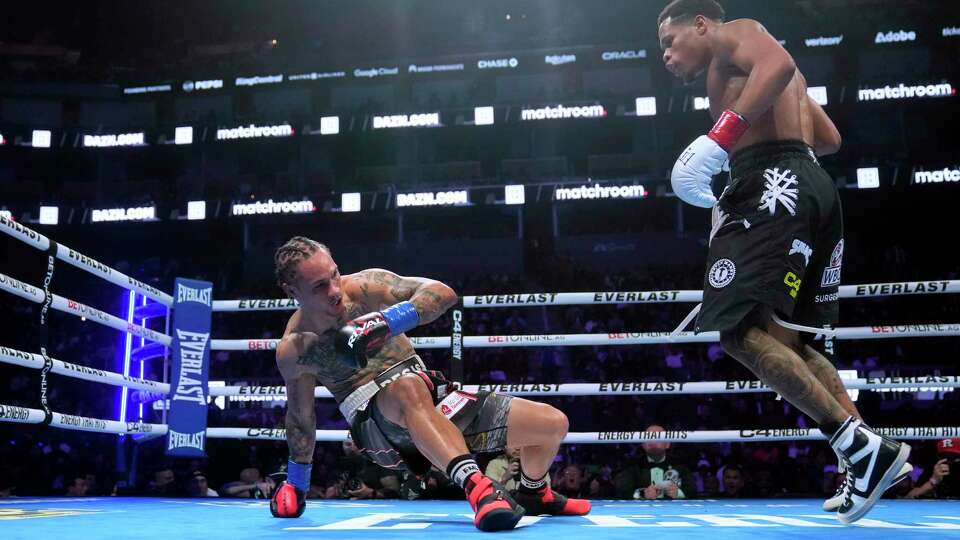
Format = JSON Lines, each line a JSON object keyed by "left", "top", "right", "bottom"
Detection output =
{"left": 658, "top": 0, "right": 725, "bottom": 26}
{"left": 274, "top": 236, "right": 331, "bottom": 287}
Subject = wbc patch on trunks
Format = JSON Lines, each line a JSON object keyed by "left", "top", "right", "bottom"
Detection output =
{"left": 821, "top": 239, "right": 843, "bottom": 286}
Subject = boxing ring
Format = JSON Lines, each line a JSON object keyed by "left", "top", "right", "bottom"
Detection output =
{"left": 1, "top": 214, "right": 959, "bottom": 537}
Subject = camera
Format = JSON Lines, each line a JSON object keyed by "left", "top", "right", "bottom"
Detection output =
{"left": 347, "top": 477, "right": 363, "bottom": 491}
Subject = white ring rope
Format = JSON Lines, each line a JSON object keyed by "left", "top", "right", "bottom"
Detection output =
{"left": 0, "top": 272, "right": 171, "bottom": 346}
{"left": 205, "top": 375, "right": 960, "bottom": 399}
{"left": 2, "top": 337, "right": 949, "bottom": 399}
{"left": 0, "top": 345, "right": 169, "bottom": 393}
{"left": 211, "top": 324, "right": 960, "bottom": 351}
{"left": 0, "top": 215, "right": 172, "bottom": 306}
{"left": 1, "top": 404, "right": 957, "bottom": 444}
{"left": 210, "top": 280, "right": 960, "bottom": 311}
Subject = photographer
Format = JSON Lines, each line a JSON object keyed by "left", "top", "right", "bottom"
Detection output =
{"left": 329, "top": 439, "right": 400, "bottom": 500}
{"left": 484, "top": 446, "right": 531, "bottom": 492}
{"left": 904, "top": 438, "right": 959, "bottom": 499}
{"left": 221, "top": 467, "right": 274, "bottom": 498}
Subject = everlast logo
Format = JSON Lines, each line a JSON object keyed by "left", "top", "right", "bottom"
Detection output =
{"left": 473, "top": 293, "right": 559, "bottom": 305}
{"left": 237, "top": 298, "right": 298, "bottom": 309}
{"left": 0, "top": 405, "right": 29, "bottom": 420}
{"left": 0, "top": 346, "right": 33, "bottom": 361}
{"left": 866, "top": 375, "right": 959, "bottom": 385}
{"left": 725, "top": 380, "right": 770, "bottom": 391}
{"left": 855, "top": 281, "right": 950, "bottom": 297}
{"left": 168, "top": 429, "right": 205, "bottom": 450}
{"left": 127, "top": 275, "right": 163, "bottom": 299}
{"left": 593, "top": 291, "right": 680, "bottom": 303}
{"left": 247, "top": 428, "right": 286, "bottom": 438}
{"left": 67, "top": 249, "right": 112, "bottom": 277}
{"left": 177, "top": 284, "right": 212, "bottom": 306}
{"left": 598, "top": 382, "right": 686, "bottom": 393}
{"left": 173, "top": 330, "right": 209, "bottom": 405}
{"left": 239, "top": 386, "right": 286, "bottom": 395}
{"left": 477, "top": 383, "right": 562, "bottom": 393}
{"left": 0, "top": 214, "right": 41, "bottom": 243}
{"left": 61, "top": 362, "right": 107, "bottom": 379}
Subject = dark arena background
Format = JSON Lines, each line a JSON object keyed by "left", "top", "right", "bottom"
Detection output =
{"left": 1, "top": 1, "right": 959, "bottom": 538}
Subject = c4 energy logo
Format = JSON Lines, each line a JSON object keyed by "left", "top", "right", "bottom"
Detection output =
{"left": 784, "top": 272, "right": 802, "bottom": 298}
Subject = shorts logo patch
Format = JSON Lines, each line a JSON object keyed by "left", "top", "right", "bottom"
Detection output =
{"left": 784, "top": 271, "right": 802, "bottom": 298}
{"left": 821, "top": 239, "right": 844, "bottom": 286}
{"left": 436, "top": 391, "right": 476, "bottom": 419}
{"left": 708, "top": 258, "right": 737, "bottom": 289}
{"left": 758, "top": 167, "right": 799, "bottom": 216}
{"left": 789, "top": 238, "right": 812, "bottom": 267}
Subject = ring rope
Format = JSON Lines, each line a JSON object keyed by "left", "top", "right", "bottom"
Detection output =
{"left": 210, "top": 323, "right": 960, "bottom": 351}
{"left": 1, "top": 341, "right": 950, "bottom": 399}
{"left": 0, "top": 271, "right": 172, "bottom": 346}
{"left": 1, "top": 404, "right": 957, "bottom": 444}
{"left": 210, "top": 280, "right": 960, "bottom": 312}
{"left": 204, "top": 376, "right": 960, "bottom": 399}
{"left": 0, "top": 345, "right": 169, "bottom": 393}
{"left": 0, "top": 215, "right": 172, "bottom": 306}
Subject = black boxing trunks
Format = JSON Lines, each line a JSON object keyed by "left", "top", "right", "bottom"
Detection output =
{"left": 347, "top": 356, "right": 514, "bottom": 475}
{"left": 695, "top": 140, "right": 843, "bottom": 338}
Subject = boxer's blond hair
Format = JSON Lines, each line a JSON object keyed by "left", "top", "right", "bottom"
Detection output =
{"left": 274, "top": 236, "right": 331, "bottom": 287}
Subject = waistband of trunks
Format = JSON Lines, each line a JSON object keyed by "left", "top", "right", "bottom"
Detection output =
{"left": 339, "top": 355, "right": 426, "bottom": 425}
{"left": 729, "top": 139, "right": 817, "bottom": 174}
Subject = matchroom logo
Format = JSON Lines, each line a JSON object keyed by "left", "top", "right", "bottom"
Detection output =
{"left": 857, "top": 82, "right": 956, "bottom": 102}
{"left": 913, "top": 167, "right": 960, "bottom": 184}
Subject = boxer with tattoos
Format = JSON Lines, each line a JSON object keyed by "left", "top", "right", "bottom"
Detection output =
{"left": 268, "top": 237, "right": 589, "bottom": 531}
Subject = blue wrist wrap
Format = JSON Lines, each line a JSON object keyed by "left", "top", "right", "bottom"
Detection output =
{"left": 381, "top": 301, "right": 420, "bottom": 336}
{"left": 287, "top": 460, "right": 312, "bottom": 491}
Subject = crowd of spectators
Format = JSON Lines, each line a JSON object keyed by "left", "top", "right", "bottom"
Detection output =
{"left": 1, "top": 237, "right": 958, "bottom": 501}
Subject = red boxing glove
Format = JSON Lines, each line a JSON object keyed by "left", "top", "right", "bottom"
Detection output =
{"left": 270, "top": 481, "right": 306, "bottom": 518}
{"left": 707, "top": 110, "right": 750, "bottom": 152}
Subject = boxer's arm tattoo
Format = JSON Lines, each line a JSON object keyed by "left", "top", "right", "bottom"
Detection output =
{"left": 295, "top": 338, "right": 336, "bottom": 366}
{"left": 359, "top": 270, "right": 458, "bottom": 324}
{"left": 284, "top": 374, "right": 316, "bottom": 463}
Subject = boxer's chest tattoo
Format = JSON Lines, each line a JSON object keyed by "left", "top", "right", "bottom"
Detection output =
{"left": 308, "top": 299, "right": 417, "bottom": 400}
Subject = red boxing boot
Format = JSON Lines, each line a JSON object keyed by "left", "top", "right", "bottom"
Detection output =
{"left": 514, "top": 485, "right": 591, "bottom": 516}
{"left": 464, "top": 473, "right": 525, "bottom": 532}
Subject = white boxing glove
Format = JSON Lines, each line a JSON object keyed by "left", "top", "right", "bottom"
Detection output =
{"left": 670, "top": 135, "right": 727, "bottom": 208}
{"left": 671, "top": 110, "right": 750, "bottom": 209}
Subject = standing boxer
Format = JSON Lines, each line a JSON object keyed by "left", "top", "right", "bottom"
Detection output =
{"left": 658, "top": 0, "right": 910, "bottom": 523}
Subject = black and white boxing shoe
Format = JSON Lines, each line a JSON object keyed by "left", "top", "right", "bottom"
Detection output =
{"left": 822, "top": 456, "right": 912, "bottom": 513}
{"left": 829, "top": 417, "right": 911, "bottom": 524}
